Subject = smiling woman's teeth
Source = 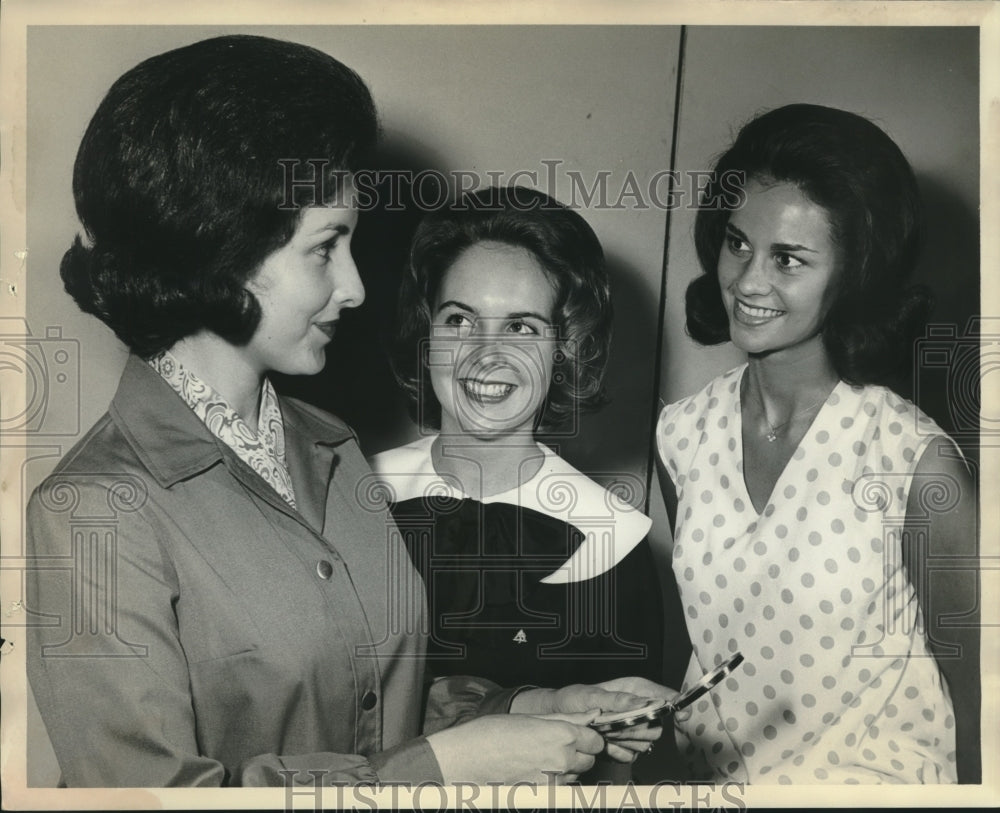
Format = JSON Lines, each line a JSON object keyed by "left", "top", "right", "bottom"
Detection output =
{"left": 736, "top": 301, "right": 784, "bottom": 318}
{"left": 462, "top": 380, "right": 514, "bottom": 399}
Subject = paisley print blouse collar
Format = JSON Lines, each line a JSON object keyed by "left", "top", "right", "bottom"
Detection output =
{"left": 148, "top": 350, "right": 297, "bottom": 508}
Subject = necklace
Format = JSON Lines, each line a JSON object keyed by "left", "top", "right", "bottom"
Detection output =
{"left": 756, "top": 388, "right": 826, "bottom": 442}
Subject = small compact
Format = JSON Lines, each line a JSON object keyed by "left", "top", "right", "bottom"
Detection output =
{"left": 589, "top": 652, "right": 745, "bottom": 734}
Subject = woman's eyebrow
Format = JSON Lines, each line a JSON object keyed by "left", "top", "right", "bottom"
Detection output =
{"left": 435, "top": 301, "right": 552, "bottom": 323}
{"left": 725, "top": 222, "right": 749, "bottom": 242}
{"left": 507, "top": 310, "right": 553, "bottom": 323}
{"left": 308, "top": 223, "right": 351, "bottom": 238}
{"left": 435, "top": 299, "right": 476, "bottom": 314}
{"left": 772, "top": 242, "right": 818, "bottom": 253}
{"left": 726, "top": 222, "right": 817, "bottom": 253}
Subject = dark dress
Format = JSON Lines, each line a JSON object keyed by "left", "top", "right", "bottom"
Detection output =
{"left": 370, "top": 436, "right": 664, "bottom": 688}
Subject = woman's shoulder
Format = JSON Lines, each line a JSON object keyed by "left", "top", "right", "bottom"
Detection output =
{"left": 832, "top": 383, "right": 967, "bottom": 492}
{"left": 845, "top": 383, "right": 948, "bottom": 442}
{"left": 367, "top": 435, "right": 443, "bottom": 503}
{"left": 656, "top": 365, "right": 743, "bottom": 467}
{"left": 26, "top": 410, "right": 156, "bottom": 551}
{"left": 658, "top": 366, "right": 744, "bottom": 423}
{"left": 40, "top": 408, "right": 149, "bottom": 488}
{"left": 368, "top": 434, "right": 435, "bottom": 473}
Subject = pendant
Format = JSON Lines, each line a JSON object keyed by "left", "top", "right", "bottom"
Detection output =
{"left": 766, "top": 430, "right": 778, "bottom": 442}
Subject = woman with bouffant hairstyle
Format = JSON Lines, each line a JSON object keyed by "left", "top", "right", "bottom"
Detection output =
{"left": 61, "top": 35, "right": 378, "bottom": 358}
{"left": 685, "top": 103, "right": 929, "bottom": 387}
{"left": 28, "top": 37, "right": 664, "bottom": 788}
{"left": 657, "top": 104, "right": 979, "bottom": 783}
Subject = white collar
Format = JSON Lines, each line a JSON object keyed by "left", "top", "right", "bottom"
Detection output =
{"left": 369, "top": 434, "right": 651, "bottom": 584}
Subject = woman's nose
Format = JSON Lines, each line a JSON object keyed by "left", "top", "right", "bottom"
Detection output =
{"left": 333, "top": 253, "right": 365, "bottom": 310}
{"left": 735, "top": 254, "right": 771, "bottom": 296}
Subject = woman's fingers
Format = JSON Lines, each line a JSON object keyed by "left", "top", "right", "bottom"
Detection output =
{"left": 534, "top": 709, "right": 601, "bottom": 726}
{"left": 594, "top": 690, "right": 650, "bottom": 713}
{"left": 605, "top": 722, "right": 663, "bottom": 743}
{"left": 549, "top": 713, "right": 606, "bottom": 755}
{"left": 596, "top": 676, "right": 678, "bottom": 700}
{"left": 603, "top": 730, "right": 661, "bottom": 763}
{"left": 568, "top": 749, "right": 597, "bottom": 777}
{"left": 428, "top": 714, "right": 610, "bottom": 784}
{"left": 605, "top": 742, "right": 641, "bottom": 763}
{"left": 548, "top": 684, "right": 649, "bottom": 716}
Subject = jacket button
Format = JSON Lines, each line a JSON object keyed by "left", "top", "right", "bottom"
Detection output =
{"left": 361, "top": 691, "right": 378, "bottom": 711}
{"left": 316, "top": 560, "right": 334, "bottom": 580}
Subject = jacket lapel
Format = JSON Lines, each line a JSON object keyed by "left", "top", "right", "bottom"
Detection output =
{"left": 283, "top": 417, "right": 337, "bottom": 534}
{"left": 111, "top": 355, "right": 354, "bottom": 538}
{"left": 279, "top": 396, "right": 355, "bottom": 536}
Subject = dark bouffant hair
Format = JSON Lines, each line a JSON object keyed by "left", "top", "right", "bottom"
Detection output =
{"left": 61, "top": 35, "right": 378, "bottom": 357}
{"left": 687, "top": 103, "right": 930, "bottom": 386}
{"left": 393, "top": 186, "right": 612, "bottom": 431}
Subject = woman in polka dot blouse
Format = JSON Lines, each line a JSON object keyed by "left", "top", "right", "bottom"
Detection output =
{"left": 656, "top": 104, "right": 979, "bottom": 784}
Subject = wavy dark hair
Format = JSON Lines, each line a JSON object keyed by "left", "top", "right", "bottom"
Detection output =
{"left": 61, "top": 35, "right": 378, "bottom": 358}
{"left": 393, "top": 186, "right": 612, "bottom": 431}
{"left": 687, "top": 103, "right": 930, "bottom": 386}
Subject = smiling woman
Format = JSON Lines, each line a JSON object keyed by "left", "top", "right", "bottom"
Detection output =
{"left": 372, "top": 188, "right": 666, "bottom": 738}
{"left": 718, "top": 179, "right": 840, "bottom": 361}
{"left": 430, "top": 240, "right": 558, "bottom": 441}
{"left": 657, "top": 104, "right": 979, "bottom": 784}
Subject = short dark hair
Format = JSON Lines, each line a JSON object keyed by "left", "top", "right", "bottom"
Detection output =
{"left": 687, "top": 103, "right": 930, "bottom": 386}
{"left": 393, "top": 186, "right": 612, "bottom": 431}
{"left": 61, "top": 35, "right": 378, "bottom": 358}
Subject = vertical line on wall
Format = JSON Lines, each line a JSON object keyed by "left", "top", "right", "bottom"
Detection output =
{"left": 643, "top": 25, "right": 687, "bottom": 515}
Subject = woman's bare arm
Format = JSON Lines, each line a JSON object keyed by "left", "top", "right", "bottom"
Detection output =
{"left": 903, "top": 436, "right": 981, "bottom": 783}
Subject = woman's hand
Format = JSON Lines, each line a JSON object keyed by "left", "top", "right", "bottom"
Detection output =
{"left": 594, "top": 676, "right": 678, "bottom": 701}
{"left": 591, "top": 678, "right": 679, "bottom": 761}
{"left": 426, "top": 712, "right": 605, "bottom": 784}
{"left": 511, "top": 679, "right": 677, "bottom": 716}
{"left": 510, "top": 679, "right": 679, "bottom": 763}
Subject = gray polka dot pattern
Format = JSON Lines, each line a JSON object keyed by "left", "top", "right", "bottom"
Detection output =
{"left": 657, "top": 366, "right": 957, "bottom": 784}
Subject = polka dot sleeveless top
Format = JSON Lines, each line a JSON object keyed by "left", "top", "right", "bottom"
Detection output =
{"left": 656, "top": 366, "right": 957, "bottom": 784}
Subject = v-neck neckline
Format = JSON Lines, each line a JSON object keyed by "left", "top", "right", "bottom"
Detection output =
{"left": 734, "top": 365, "right": 844, "bottom": 518}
